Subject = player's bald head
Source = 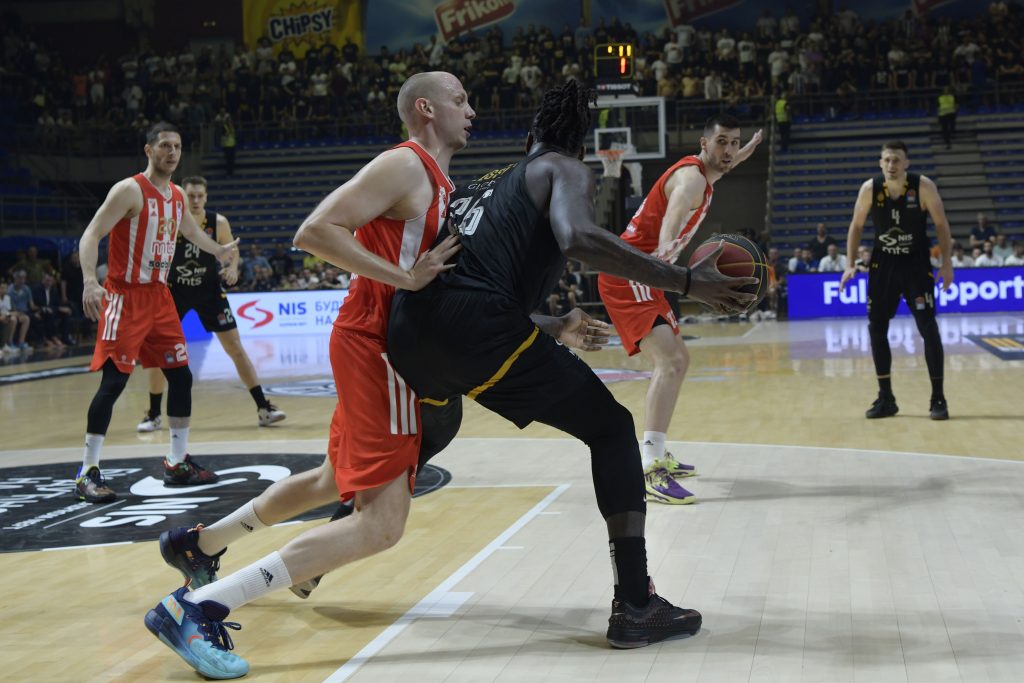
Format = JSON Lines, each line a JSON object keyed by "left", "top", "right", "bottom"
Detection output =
{"left": 397, "top": 71, "right": 457, "bottom": 126}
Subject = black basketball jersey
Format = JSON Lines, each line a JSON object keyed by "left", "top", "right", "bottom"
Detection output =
{"left": 169, "top": 209, "right": 221, "bottom": 290}
{"left": 436, "top": 149, "right": 566, "bottom": 315}
{"left": 869, "top": 173, "right": 930, "bottom": 260}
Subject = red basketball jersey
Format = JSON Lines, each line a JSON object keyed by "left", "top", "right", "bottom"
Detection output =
{"left": 106, "top": 173, "right": 185, "bottom": 286}
{"left": 334, "top": 141, "right": 454, "bottom": 338}
{"left": 618, "top": 155, "right": 713, "bottom": 254}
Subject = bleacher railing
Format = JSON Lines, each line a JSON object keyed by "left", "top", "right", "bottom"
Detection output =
{"left": 0, "top": 194, "right": 97, "bottom": 236}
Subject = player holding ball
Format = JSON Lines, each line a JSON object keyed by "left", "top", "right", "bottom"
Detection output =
{"left": 598, "top": 114, "right": 763, "bottom": 505}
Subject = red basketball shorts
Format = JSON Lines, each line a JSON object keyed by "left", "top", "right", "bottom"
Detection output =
{"left": 91, "top": 281, "right": 188, "bottom": 373}
{"left": 327, "top": 327, "right": 421, "bottom": 501}
{"left": 597, "top": 273, "right": 679, "bottom": 356}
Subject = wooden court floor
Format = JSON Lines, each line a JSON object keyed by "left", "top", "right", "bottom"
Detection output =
{"left": 1, "top": 313, "right": 1022, "bottom": 682}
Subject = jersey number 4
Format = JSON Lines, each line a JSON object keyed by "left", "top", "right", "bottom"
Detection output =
{"left": 891, "top": 209, "right": 901, "bottom": 225}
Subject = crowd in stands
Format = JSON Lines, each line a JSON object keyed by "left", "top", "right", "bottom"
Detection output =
{"left": 1, "top": 246, "right": 84, "bottom": 354}
{"left": 4, "top": 1, "right": 1024, "bottom": 151}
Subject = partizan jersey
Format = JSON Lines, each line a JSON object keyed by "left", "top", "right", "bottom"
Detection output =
{"left": 436, "top": 149, "right": 564, "bottom": 315}
{"left": 333, "top": 140, "right": 454, "bottom": 338}
{"left": 870, "top": 173, "right": 930, "bottom": 260}
{"left": 169, "top": 209, "right": 221, "bottom": 290}
{"left": 106, "top": 173, "right": 184, "bottom": 286}
{"left": 619, "top": 155, "right": 713, "bottom": 253}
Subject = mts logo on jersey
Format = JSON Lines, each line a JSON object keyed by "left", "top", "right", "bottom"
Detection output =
{"left": 878, "top": 228, "right": 913, "bottom": 255}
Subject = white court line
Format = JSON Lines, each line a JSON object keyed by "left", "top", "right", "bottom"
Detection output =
{"left": 740, "top": 321, "right": 764, "bottom": 338}
{"left": 322, "top": 483, "right": 571, "bottom": 683}
{"left": 43, "top": 541, "right": 133, "bottom": 551}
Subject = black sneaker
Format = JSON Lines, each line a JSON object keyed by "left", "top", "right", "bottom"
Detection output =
{"left": 160, "top": 524, "right": 225, "bottom": 589}
{"left": 929, "top": 397, "right": 949, "bottom": 421}
{"left": 865, "top": 394, "right": 899, "bottom": 419}
{"left": 606, "top": 593, "right": 702, "bottom": 648}
{"left": 75, "top": 466, "right": 117, "bottom": 503}
{"left": 164, "top": 455, "right": 220, "bottom": 486}
{"left": 288, "top": 500, "right": 354, "bottom": 599}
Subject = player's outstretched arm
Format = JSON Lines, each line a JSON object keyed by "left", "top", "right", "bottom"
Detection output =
{"left": 730, "top": 128, "right": 763, "bottom": 169}
{"left": 178, "top": 206, "right": 239, "bottom": 265}
{"left": 294, "top": 147, "right": 459, "bottom": 290}
{"left": 80, "top": 179, "right": 141, "bottom": 320}
{"left": 840, "top": 180, "right": 872, "bottom": 292}
{"left": 921, "top": 175, "right": 954, "bottom": 290}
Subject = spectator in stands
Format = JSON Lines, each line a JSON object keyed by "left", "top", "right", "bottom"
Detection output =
{"left": 1005, "top": 240, "right": 1024, "bottom": 266}
{"left": 937, "top": 86, "right": 957, "bottom": 148}
{"left": 1, "top": 281, "right": 31, "bottom": 353}
{"left": 268, "top": 244, "right": 294, "bottom": 280}
{"left": 9, "top": 246, "right": 55, "bottom": 285}
{"left": 60, "top": 250, "right": 85, "bottom": 343}
{"left": 970, "top": 212, "right": 997, "bottom": 247}
{"left": 7, "top": 271, "right": 34, "bottom": 349}
{"left": 241, "top": 245, "right": 272, "bottom": 285}
{"left": 31, "top": 273, "right": 71, "bottom": 347}
{"left": 317, "top": 267, "right": 347, "bottom": 290}
{"left": 992, "top": 233, "right": 1013, "bottom": 261}
{"left": 774, "top": 89, "right": 791, "bottom": 151}
{"left": 950, "top": 242, "right": 973, "bottom": 267}
{"left": 818, "top": 243, "right": 847, "bottom": 272}
{"left": 806, "top": 223, "right": 837, "bottom": 263}
{"left": 251, "top": 265, "right": 274, "bottom": 292}
{"left": 974, "top": 240, "right": 1003, "bottom": 266}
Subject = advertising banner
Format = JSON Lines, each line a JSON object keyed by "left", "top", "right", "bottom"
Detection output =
{"left": 182, "top": 289, "right": 349, "bottom": 341}
{"left": 242, "top": 0, "right": 365, "bottom": 57}
{"left": 662, "top": 0, "right": 744, "bottom": 27}
{"left": 434, "top": 0, "right": 517, "bottom": 43}
{"left": 787, "top": 268, "right": 1024, "bottom": 320}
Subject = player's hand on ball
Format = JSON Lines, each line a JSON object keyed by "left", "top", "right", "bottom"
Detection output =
{"left": 557, "top": 308, "right": 610, "bottom": 351}
{"left": 83, "top": 280, "right": 107, "bottom": 321}
{"left": 404, "top": 234, "right": 461, "bottom": 291}
{"left": 839, "top": 266, "right": 857, "bottom": 292}
{"left": 686, "top": 241, "right": 758, "bottom": 313}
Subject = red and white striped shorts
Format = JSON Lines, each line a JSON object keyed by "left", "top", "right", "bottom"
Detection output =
{"left": 326, "top": 327, "right": 421, "bottom": 501}
{"left": 90, "top": 281, "right": 188, "bottom": 373}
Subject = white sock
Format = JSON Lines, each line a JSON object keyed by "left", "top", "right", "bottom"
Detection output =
{"left": 197, "top": 500, "right": 267, "bottom": 556}
{"left": 167, "top": 427, "right": 189, "bottom": 464}
{"left": 640, "top": 431, "right": 666, "bottom": 469}
{"left": 80, "top": 434, "right": 104, "bottom": 476}
{"left": 186, "top": 550, "right": 293, "bottom": 611}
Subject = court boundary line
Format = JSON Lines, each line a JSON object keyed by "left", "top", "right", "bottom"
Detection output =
{"left": 322, "top": 483, "right": 571, "bottom": 683}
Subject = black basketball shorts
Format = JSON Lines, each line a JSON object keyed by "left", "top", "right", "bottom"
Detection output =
{"left": 172, "top": 287, "right": 237, "bottom": 333}
{"left": 866, "top": 257, "right": 937, "bottom": 322}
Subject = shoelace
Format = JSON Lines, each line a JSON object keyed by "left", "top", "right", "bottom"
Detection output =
{"left": 649, "top": 468, "right": 673, "bottom": 488}
{"left": 199, "top": 617, "right": 242, "bottom": 651}
{"left": 87, "top": 468, "right": 108, "bottom": 486}
{"left": 188, "top": 525, "right": 222, "bottom": 578}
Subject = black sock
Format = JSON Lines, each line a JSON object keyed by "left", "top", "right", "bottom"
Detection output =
{"left": 149, "top": 393, "right": 163, "bottom": 418}
{"left": 249, "top": 385, "right": 270, "bottom": 409}
{"left": 877, "top": 377, "right": 892, "bottom": 398}
{"left": 610, "top": 537, "right": 649, "bottom": 606}
{"left": 930, "top": 377, "right": 944, "bottom": 401}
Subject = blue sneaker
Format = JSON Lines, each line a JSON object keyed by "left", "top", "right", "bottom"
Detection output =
{"left": 160, "top": 525, "right": 224, "bottom": 589}
{"left": 144, "top": 586, "right": 248, "bottom": 679}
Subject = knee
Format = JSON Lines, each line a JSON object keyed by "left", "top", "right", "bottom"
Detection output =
{"left": 164, "top": 365, "right": 193, "bottom": 392}
{"left": 356, "top": 508, "right": 407, "bottom": 553}
{"left": 655, "top": 347, "right": 689, "bottom": 378}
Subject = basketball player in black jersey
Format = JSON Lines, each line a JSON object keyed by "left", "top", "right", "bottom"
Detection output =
{"left": 388, "top": 79, "right": 757, "bottom": 648}
{"left": 138, "top": 175, "right": 286, "bottom": 431}
{"left": 840, "top": 140, "right": 954, "bottom": 420}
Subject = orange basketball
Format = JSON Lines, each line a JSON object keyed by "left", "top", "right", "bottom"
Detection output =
{"left": 688, "top": 234, "right": 769, "bottom": 311}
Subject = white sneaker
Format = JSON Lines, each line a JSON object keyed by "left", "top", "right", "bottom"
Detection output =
{"left": 137, "top": 413, "right": 162, "bottom": 432}
{"left": 258, "top": 403, "right": 286, "bottom": 427}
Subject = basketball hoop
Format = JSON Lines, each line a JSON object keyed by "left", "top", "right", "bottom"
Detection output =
{"left": 597, "top": 149, "right": 625, "bottom": 178}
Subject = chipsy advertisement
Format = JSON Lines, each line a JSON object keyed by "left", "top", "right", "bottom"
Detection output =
{"left": 242, "top": 0, "right": 365, "bottom": 57}
{"left": 787, "top": 268, "right": 1024, "bottom": 319}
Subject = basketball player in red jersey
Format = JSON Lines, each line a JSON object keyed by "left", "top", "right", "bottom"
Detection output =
{"left": 75, "top": 122, "right": 239, "bottom": 504}
{"left": 145, "top": 72, "right": 472, "bottom": 679}
{"left": 598, "top": 114, "right": 762, "bottom": 504}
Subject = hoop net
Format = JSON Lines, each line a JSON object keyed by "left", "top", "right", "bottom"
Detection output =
{"left": 597, "top": 149, "right": 625, "bottom": 178}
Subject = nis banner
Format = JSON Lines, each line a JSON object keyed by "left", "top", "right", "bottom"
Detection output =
{"left": 787, "top": 268, "right": 1024, "bottom": 320}
{"left": 242, "top": 0, "right": 365, "bottom": 57}
{"left": 182, "top": 289, "right": 348, "bottom": 340}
